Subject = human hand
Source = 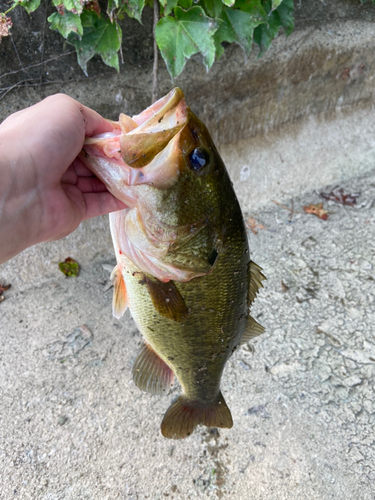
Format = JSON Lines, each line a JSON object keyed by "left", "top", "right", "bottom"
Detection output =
{"left": 0, "top": 94, "right": 127, "bottom": 265}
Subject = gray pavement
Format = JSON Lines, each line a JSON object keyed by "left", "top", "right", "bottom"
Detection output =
{"left": 1, "top": 171, "right": 375, "bottom": 499}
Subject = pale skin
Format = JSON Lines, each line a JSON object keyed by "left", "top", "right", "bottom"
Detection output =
{"left": 0, "top": 94, "right": 127, "bottom": 265}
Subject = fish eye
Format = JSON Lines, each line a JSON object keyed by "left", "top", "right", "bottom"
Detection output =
{"left": 189, "top": 148, "right": 210, "bottom": 172}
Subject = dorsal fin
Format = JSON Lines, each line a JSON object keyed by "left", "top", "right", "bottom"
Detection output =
{"left": 144, "top": 276, "right": 188, "bottom": 323}
{"left": 111, "top": 265, "right": 129, "bottom": 319}
{"left": 248, "top": 260, "right": 266, "bottom": 307}
{"left": 240, "top": 315, "right": 265, "bottom": 345}
{"left": 132, "top": 342, "right": 174, "bottom": 396}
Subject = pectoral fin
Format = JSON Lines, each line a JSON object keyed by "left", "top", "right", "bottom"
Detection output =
{"left": 145, "top": 277, "right": 188, "bottom": 323}
{"left": 248, "top": 260, "right": 266, "bottom": 307}
{"left": 132, "top": 342, "right": 174, "bottom": 396}
{"left": 240, "top": 315, "right": 265, "bottom": 345}
{"left": 111, "top": 265, "right": 129, "bottom": 319}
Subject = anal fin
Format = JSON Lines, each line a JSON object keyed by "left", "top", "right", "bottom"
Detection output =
{"left": 161, "top": 391, "right": 233, "bottom": 439}
{"left": 132, "top": 342, "right": 174, "bottom": 396}
{"left": 111, "top": 265, "right": 129, "bottom": 319}
{"left": 240, "top": 315, "right": 265, "bottom": 345}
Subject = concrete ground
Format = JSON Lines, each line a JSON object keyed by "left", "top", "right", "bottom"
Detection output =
{"left": 1, "top": 170, "right": 375, "bottom": 499}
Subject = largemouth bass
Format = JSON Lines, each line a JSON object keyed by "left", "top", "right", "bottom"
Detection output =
{"left": 81, "top": 88, "right": 265, "bottom": 439}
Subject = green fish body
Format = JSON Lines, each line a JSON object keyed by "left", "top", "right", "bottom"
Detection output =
{"left": 81, "top": 88, "right": 265, "bottom": 438}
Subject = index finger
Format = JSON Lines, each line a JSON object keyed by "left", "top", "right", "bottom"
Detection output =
{"left": 78, "top": 102, "right": 113, "bottom": 137}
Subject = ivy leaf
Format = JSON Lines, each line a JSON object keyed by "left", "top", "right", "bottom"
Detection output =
{"left": 277, "top": 0, "right": 294, "bottom": 35}
{"left": 107, "top": 0, "right": 120, "bottom": 8}
{"left": 199, "top": 0, "right": 222, "bottom": 18}
{"left": 253, "top": 0, "right": 294, "bottom": 55}
{"left": 233, "top": 0, "right": 267, "bottom": 16}
{"left": 18, "top": 0, "right": 41, "bottom": 14}
{"left": 107, "top": 0, "right": 119, "bottom": 21}
{"left": 178, "top": 0, "right": 193, "bottom": 9}
{"left": 67, "top": 10, "right": 121, "bottom": 75}
{"left": 101, "top": 49, "right": 120, "bottom": 69}
{"left": 253, "top": 10, "right": 279, "bottom": 55}
{"left": 213, "top": 2, "right": 265, "bottom": 58}
{"left": 270, "top": 0, "right": 282, "bottom": 10}
{"left": 119, "top": 0, "right": 145, "bottom": 23}
{"left": 160, "top": 0, "right": 178, "bottom": 17}
{"left": 160, "top": 0, "right": 192, "bottom": 16}
{"left": 48, "top": 11, "right": 83, "bottom": 38}
{"left": 155, "top": 6, "right": 218, "bottom": 79}
{"left": 52, "top": 0, "right": 83, "bottom": 14}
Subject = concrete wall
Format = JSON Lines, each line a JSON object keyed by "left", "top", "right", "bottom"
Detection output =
{"left": 1, "top": 0, "right": 375, "bottom": 285}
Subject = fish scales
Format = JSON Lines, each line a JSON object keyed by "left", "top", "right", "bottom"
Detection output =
{"left": 81, "top": 88, "right": 265, "bottom": 439}
{"left": 125, "top": 206, "right": 248, "bottom": 400}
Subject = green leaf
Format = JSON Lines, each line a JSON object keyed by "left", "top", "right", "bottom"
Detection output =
{"left": 48, "top": 11, "right": 83, "bottom": 38}
{"left": 277, "top": 0, "right": 294, "bottom": 35}
{"left": 270, "top": 0, "right": 282, "bottom": 10}
{"left": 18, "top": 0, "right": 41, "bottom": 14}
{"left": 212, "top": 17, "right": 231, "bottom": 58}
{"left": 233, "top": 0, "right": 266, "bottom": 17}
{"left": 52, "top": 0, "right": 83, "bottom": 14}
{"left": 199, "top": 0, "right": 222, "bottom": 18}
{"left": 160, "top": 0, "right": 192, "bottom": 16}
{"left": 67, "top": 11, "right": 121, "bottom": 75}
{"left": 155, "top": 6, "right": 218, "bottom": 79}
{"left": 253, "top": 12, "right": 278, "bottom": 55}
{"left": 253, "top": 0, "right": 294, "bottom": 55}
{"left": 107, "top": 0, "right": 120, "bottom": 20}
{"left": 101, "top": 50, "right": 120, "bottom": 69}
{"left": 159, "top": 0, "right": 178, "bottom": 17}
{"left": 59, "top": 257, "right": 80, "bottom": 277}
{"left": 80, "top": 8, "right": 97, "bottom": 27}
{"left": 222, "top": 0, "right": 235, "bottom": 7}
{"left": 177, "top": 0, "right": 192, "bottom": 10}
{"left": 119, "top": 0, "right": 145, "bottom": 23}
{"left": 213, "top": 3, "right": 264, "bottom": 58}
{"left": 107, "top": 0, "right": 120, "bottom": 10}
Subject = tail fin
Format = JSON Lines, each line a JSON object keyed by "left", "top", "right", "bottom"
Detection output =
{"left": 161, "top": 392, "right": 233, "bottom": 439}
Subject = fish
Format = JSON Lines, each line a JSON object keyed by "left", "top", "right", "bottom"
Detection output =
{"left": 80, "top": 88, "right": 266, "bottom": 439}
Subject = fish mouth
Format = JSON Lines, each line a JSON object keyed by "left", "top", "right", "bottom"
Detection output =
{"left": 131, "top": 87, "right": 187, "bottom": 133}
{"left": 81, "top": 89, "right": 217, "bottom": 283}
{"left": 81, "top": 88, "right": 188, "bottom": 205}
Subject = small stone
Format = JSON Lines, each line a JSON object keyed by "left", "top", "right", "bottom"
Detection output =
{"left": 238, "top": 360, "right": 250, "bottom": 370}
{"left": 57, "top": 415, "right": 68, "bottom": 426}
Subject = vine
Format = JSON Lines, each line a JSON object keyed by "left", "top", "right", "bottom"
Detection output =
{"left": 0, "top": 0, "right": 373, "bottom": 83}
